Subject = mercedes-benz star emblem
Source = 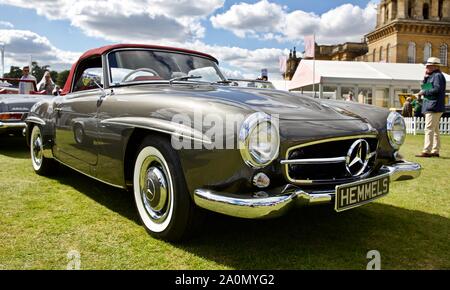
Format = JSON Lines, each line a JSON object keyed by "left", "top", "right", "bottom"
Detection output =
{"left": 345, "top": 139, "right": 370, "bottom": 176}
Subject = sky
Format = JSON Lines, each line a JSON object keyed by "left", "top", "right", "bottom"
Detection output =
{"left": 0, "top": 0, "right": 380, "bottom": 80}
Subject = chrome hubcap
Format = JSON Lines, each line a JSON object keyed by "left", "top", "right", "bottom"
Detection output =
{"left": 139, "top": 156, "right": 171, "bottom": 224}
{"left": 32, "top": 130, "right": 43, "bottom": 167}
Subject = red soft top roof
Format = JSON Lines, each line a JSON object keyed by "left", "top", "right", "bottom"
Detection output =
{"left": 61, "top": 44, "right": 218, "bottom": 95}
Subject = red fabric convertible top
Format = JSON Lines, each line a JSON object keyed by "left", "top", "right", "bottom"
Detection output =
{"left": 61, "top": 44, "right": 218, "bottom": 95}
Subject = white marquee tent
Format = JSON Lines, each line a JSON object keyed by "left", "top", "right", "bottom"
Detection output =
{"left": 288, "top": 60, "right": 450, "bottom": 108}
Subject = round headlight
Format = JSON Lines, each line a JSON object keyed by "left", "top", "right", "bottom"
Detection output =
{"left": 239, "top": 112, "right": 280, "bottom": 168}
{"left": 387, "top": 112, "right": 406, "bottom": 150}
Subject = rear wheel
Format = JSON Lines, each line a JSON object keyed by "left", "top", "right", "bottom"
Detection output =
{"left": 30, "top": 125, "right": 57, "bottom": 175}
{"left": 133, "top": 136, "right": 199, "bottom": 241}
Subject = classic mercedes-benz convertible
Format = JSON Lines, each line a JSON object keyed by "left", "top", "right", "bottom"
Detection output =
{"left": 26, "top": 44, "right": 421, "bottom": 241}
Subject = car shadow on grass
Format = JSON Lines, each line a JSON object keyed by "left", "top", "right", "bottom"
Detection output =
{"left": 179, "top": 204, "right": 450, "bottom": 269}
{"left": 52, "top": 165, "right": 141, "bottom": 225}
{"left": 0, "top": 135, "right": 29, "bottom": 159}
{"left": 47, "top": 165, "right": 450, "bottom": 269}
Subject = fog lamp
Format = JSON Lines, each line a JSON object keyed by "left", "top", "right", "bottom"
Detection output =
{"left": 252, "top": 172, "right": 270, "bottom": 188}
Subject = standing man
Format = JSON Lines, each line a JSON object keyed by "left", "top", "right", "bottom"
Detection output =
{"left": 18, "top": 66, "right": 36, "bottom": 94}
{"left": 415, "top": 57, "right": 446, "bottom": 158}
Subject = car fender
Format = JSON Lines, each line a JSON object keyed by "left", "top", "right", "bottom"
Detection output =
{"left": 25, "top": 100, "right": 56, "bottom": 157}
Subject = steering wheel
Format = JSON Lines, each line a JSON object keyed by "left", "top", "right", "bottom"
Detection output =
{"left": 121, "top": 68, "right": 160, "bottom": 83}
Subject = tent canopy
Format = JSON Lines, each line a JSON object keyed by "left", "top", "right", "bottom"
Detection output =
{"left": 289, "top": 60, "right": 450, "bottom": 90}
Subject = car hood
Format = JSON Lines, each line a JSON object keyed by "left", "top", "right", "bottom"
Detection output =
{"left": 127, "top": 84, "right": 364, "bottom": 121}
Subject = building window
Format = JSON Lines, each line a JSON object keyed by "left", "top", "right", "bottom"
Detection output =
{"left": 440, "top": 44, "right": 448, "bottom": 66}
{"left": 379, "top": 46, "right": 384, "bottom": 62}
{"left": 423, "top": 3, "right": 430, "bottom": 19}
{"left": 373, "top": 49, "right": 376, "bottom": 62}
{"left": 424, "top": 42, "right": 432, "bottom": 62}
{"left": 408, "top": 0, "right": 415, "bottom": 18}
{"left": 386, "top": 44, "right": 391, "bottom": 63}
{"left": 439, "top": 0, "right": 444, "bottom": 19}
{"left": 392, "top": 0, "right": 397, "bottom": 19}
{"left": 408, "top": 42, "right": 416, "bottom": 63}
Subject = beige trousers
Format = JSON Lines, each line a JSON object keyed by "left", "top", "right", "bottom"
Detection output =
{"left": 423, "top": 112, "right": 443, "bottom": 154}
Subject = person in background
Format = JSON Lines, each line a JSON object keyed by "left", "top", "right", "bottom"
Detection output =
{"left": 411, "top": 97, "right": 423, "bottom": 118}
{"left": 402, "top": 97, "right": 413, "bottom": 117}
{"left": 415, "top": 57, "right": 446, "bottom": 158}
{"left": 346, "top": 91, "right": 354, "bottom": 102}
{"left": 37, "top": 71, "right": 55, "bottom": 95}
{"left": 18, "top": 66, "right": 37, "bottom": 94}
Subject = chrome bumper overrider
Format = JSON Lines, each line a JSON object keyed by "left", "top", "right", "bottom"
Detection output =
{"left": 193, "top": 161, "right": 421, "bottom": 219}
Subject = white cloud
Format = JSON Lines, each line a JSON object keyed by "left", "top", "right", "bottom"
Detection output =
{"left": 0, "top": 0, "right": 225, "bottom": 42}
{"left": 0, "top": 27, "right": 286, "bottom": 79}
{"left": 210, "top": 0, "right": 377, "bottom": 44}
{"left": 184, "top": 41, "right": 288, "bottom": 80}
{"left": 0, "top": 21, "right": 14, "bottom": 28}
{"left": 210, "top": 0, "right": 286, "bottom": 38}
{"left": 0, "top": 29, "right": 80, "bottom": 71}
{"left": 0, "top": 0, "right": 374, "bottom": 79}
{"left": 318, "top": 3, "right": 377, "bottom": 43}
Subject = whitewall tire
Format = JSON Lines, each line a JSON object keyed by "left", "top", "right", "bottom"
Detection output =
{"left": 133, "top": 146, "right": 174, "bottom": 233}
{"left": 30, "top": 125, "right": 56, "bottom": 175}
{"left": 132, "top": 136, "right": 199, "bottom": 241}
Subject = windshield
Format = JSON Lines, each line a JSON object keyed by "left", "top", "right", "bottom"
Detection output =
{"left": 107, "top": 50, "right": 225, "bottom": 85}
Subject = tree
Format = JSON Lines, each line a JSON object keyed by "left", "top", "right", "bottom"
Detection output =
{"left": 4, "top": 66, "right": 22, "bottom": 79}
{"left": 50, "top": 71, "right": 58, "bottom": 84}
{"left": 32, "top": 61, "right": 50, "bottom": 82}
{"left": 56, "top": 70, "right": 70, "bottom": 87}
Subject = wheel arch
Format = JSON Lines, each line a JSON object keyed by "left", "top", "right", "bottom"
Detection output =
{"left": 123, "top": 128, "right": 173, "bottom": 189}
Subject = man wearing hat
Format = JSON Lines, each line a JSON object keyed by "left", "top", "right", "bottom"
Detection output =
{"left": 416, "top": 57, "right": 446, "bottom": 158}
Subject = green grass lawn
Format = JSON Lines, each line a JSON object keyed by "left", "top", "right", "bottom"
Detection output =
{"left": 0, "top": 134, "right": 449, "bottom": 269}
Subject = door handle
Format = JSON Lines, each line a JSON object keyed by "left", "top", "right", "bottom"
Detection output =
{"left": 97, "top": 89, "right": 114, "bottom": 107}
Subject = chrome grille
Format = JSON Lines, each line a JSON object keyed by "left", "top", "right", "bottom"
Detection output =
{"left": 281, "top": 135, "right": 378, "bottom": 185}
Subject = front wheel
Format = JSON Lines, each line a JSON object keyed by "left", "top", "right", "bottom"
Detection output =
{"left": 133, "top": 136, "right": 199, "bottom": 241}
{"left": 30, "top": 125, "right": 57, "bottom": 175}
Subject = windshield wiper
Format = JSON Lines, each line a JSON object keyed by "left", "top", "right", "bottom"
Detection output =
{"left": 213, "top": 80, "right": 232, "bottom": 85}
{"left": 169, "top": 75, "right": 202, "bottom": 85}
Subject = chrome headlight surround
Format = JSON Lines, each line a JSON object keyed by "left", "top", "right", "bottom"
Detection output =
{"left": 239, "top": 112, "right": 280, "bottom": 168}
{"left": 387, "top": 111, "right": 406, "bottom": 150}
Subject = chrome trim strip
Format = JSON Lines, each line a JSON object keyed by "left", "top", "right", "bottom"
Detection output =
{"left": 194, "top": 161, "right": 421, "bottom": 219}
{"left": 281, "top": 152, "right": 376, "bottom": 165}
{"left": 280, "top": 156, "right": 346, "bottom": 165}
{"left": 25, "top": 116, "right": 46, "bottom": 125}
{"left": 101, "top": 117, "right": 212, "bottom": 144}
{"left": 0, "top": 121, "right": 27, "bottom": 129}
{"left": 284, "top": 135, "right": 378, "bottom": 184}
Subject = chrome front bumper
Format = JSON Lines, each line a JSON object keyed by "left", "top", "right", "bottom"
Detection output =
{"left": 193, "top": 161, "right": 421, "bottom": 219}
